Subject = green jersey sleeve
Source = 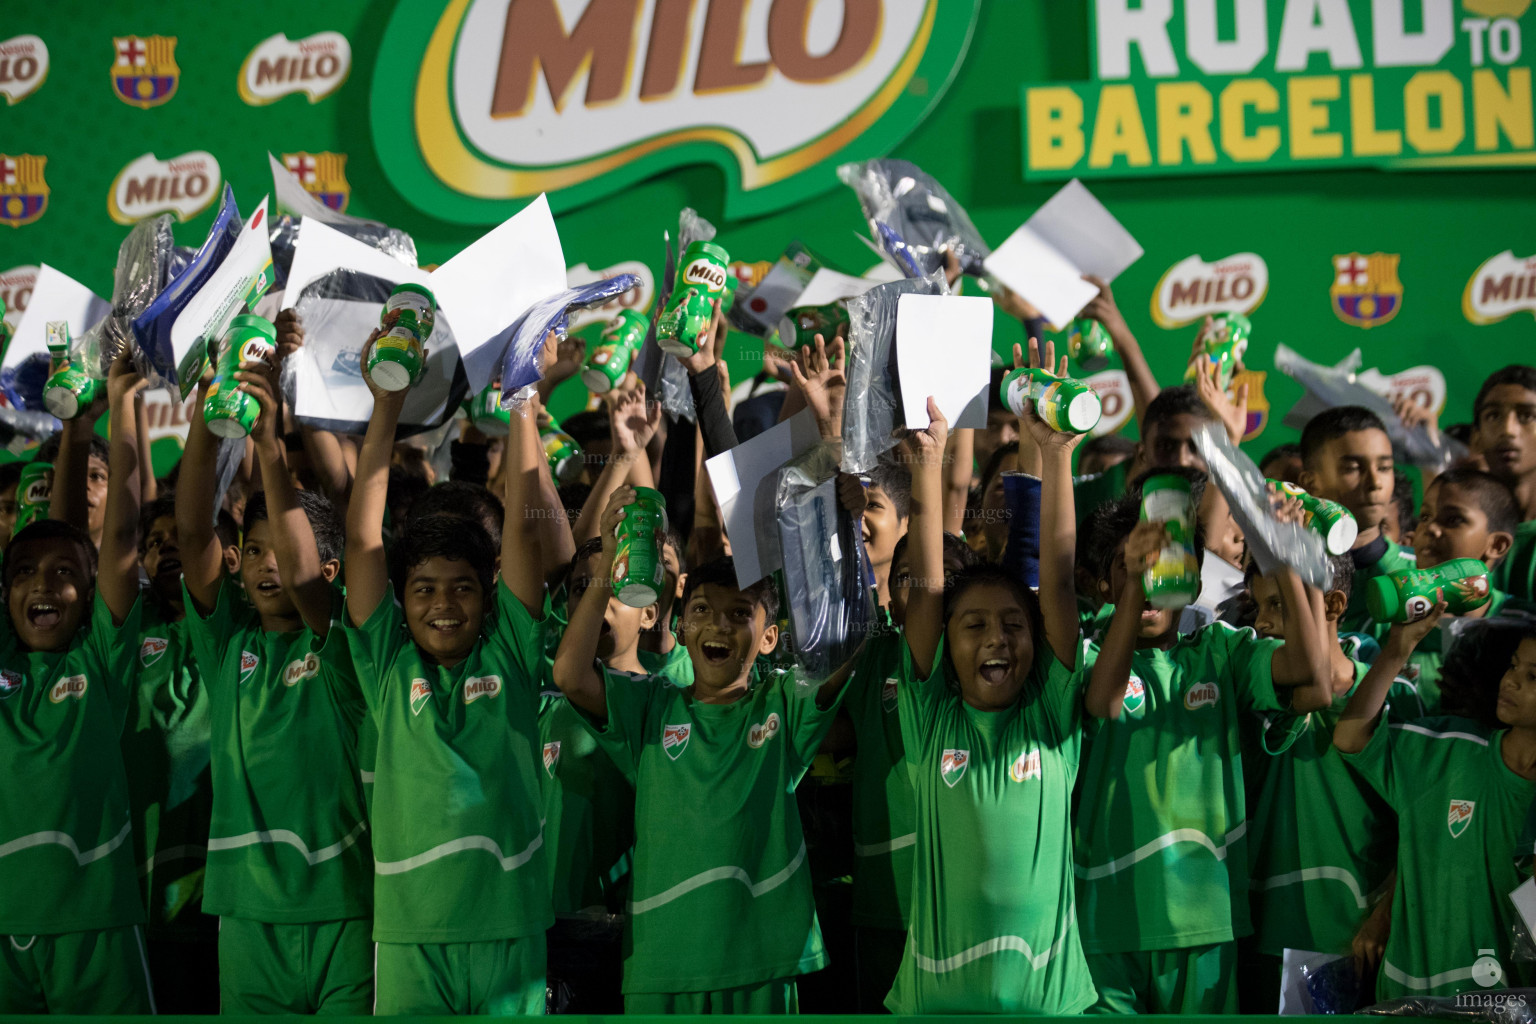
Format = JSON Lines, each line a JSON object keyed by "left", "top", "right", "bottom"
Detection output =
{"left": 778, "top": 669, "right": 844, "bottom": 769}
{"left": 1338, "top": 715, "right": 1398, "bottom": 805}
{"left": 895, "top": 634, "right": 950, "bottom": 762}
{"left": 487, "top": 581, "right": 547, "bottom": 698}
{"left": 346, "top": 592, "right": 410, "bottom": 711}
{"left": 1219, "top": 623, "right": 1284, "bottom": 712}
{"left": 84, "top": 590, "right": 145, "bottom": 726}
{"left": 1492, "top": 520, "right": 1536, "bottom": 605}
{"left": 574, "top": 665, "right": 663, "bottom": 779}
{"left": 180, "top": 577, "right": 242, "bottom": 681}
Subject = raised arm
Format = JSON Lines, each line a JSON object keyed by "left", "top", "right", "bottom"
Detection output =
{"left": 942, "top": 428, "right": 974, "bottom": 537}
{"left": 903, "top": 397, "right": 950, "bottom": 679}
{"left": 175, "top": 371, "right": 225, "bottom": 614}
{"left": 683, "top": 300, "right": 738, "bottom": 458}
{"left": 1084, "top": 522, "right": 1164, "bottom": 719}
{"left": 100, "top": 355, "right": 148, "bottom": 625}
{"left": 134, "top": 391, "right": 158, "bottom": 504}
{"left": 1267, "top": 569, "right": 1333, "bottom": 711}
{"left": 47, "top": 395, "right": 107, "bottom": 537}
{"left": 1081, "top": 274, "right": 1160, "bottom": 429}
{"left": 343, "top": 331, "right": 406, "bottom": 627}
{"left": 503, "top": 395, "right": 547, "bottom": 616}
{"left": 1334, "top": 606, "right": 1445, "bottom": 753}
{"left": 553, "top": 490, "right": 629, "bottom": 718}
{"left": 574, "top": 379, "right": 659, "bottom": 545}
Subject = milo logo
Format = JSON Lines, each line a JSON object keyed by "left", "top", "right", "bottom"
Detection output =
{"left": 748, "top": 712, "right": 781, "bottom": 749}
{"left": 283, "top": 652, "right": 321, "bottom": 686}
{"left": 1010, "top": 748, "right": 1042, "bottom": 783}
{"left": 1184, "top": 682, "right": 1220, "bottom": 710}
{"left": 48, "top": 674, "right": 86, "bottom": 703}
{"left": 239, "top": 338, "right": 274, "bottom": 363}
{"left": 22, "top": 478, "right": 49, "bottom": 505}
{"left": 463, "top": 675, "right": 502, "bottom": 704}
{"left": 682, "top": 258, "right": 727, "bottom": 293}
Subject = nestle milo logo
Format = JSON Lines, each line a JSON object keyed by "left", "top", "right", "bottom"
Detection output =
{"left": 683, "top": 258, "right": 728, "bottom": 291}
{"left": 372, "top": 0, "right": 979, "bottom": 219}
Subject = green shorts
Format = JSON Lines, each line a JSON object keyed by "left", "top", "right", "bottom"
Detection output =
{"left": 625, "top": 977, "right": 799, "bottom": 1014}
{"left": 0, "top": 925, "right": 155, "bottom": 1014}
{"left": 1086, "top": 941, "right": 1238, "bottom": 1015}
{"left": 375, "top": 933, "right": 547, "bottom": 1015}
{"left": 219, "top": 916, "right": 373, "bottom": 1014}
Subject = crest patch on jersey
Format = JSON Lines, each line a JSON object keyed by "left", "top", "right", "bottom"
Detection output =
{"left": 662, "top": 723, "right": 691, "bottom": 760}
{"left": 1123, "top": 675, "right": 1146, "bottom": 714}
{"left": 1448, "top": 799, "right": 1475, "bottom": 838}
{"left": 239, "top": 651, "right": 259, "bottom": 685}
{"left": 941, "top": 749, "right": 970, "bottom": 788}
{"left": 881, "top": 677, "right": 898, "bottom": 712}
{"left": 139, "top": 636, "right": 168, "bottom": 667}
{"left": 543, "top": 741, "right": 561, "bottom": 776}
{"left": 0, "top": 669, "right": 22, "bottom": 699}
{"left": 409, "top": 678, "right": 433, "bottom": 716}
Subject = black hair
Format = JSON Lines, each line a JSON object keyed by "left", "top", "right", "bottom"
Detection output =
{"left": 137, "top": 494, "right": 177, "bottom": 554}
{"left": 3, "top": 519, "right": 97, "bottom": 592}
{"left": 663, "top": 526, "right": 687, "bottom": 575}
{"left": 242, "top": 489, "right": 344, "bottom": 565}
{"left": 1241, "top": 552, "right": 1354, "bottom": 602}
{"left": 1299, "top": 406, "right": 1389, "bottom": 468}
{"left": 988, "top": 367, "right": 1010, "bottom": 414}
{"left": 1439, "top": 614, "right": 1536, "bottom": 729}
{"left": 891, "top": 530, "right": 977, "bottom": 577}
{"left": 1429, "top": 468, "right": 1521, "bottom": 537}
{"left": 1259, "top": 442, "right": 1302, "bottom": 474}
{"left": 942, "top": 563, "right": 1045, "bottom": 649}
{"left": 1143, "top": 385, "right": 1213, "bottom": 435}
{"left": 1393, "top": 468, "right": 1417, "bottom": 541}
{"left": 406, "top": 481, "right": 505, "bottom": 547}
{"left": 680, "top": 556, "right": 779, "bottom": 622}
{"left": 215, "top": 509, "right": 241, "bottom": 550}
{"left": 0, "top": 461, "right": 24, "bottom": 498}
{"left": 390, "top": 513, "right": 498, "bottom": 604}
{"left": 1088, "top": 490, "right": 1207, "bottom": 586}
{"left": 1473, "top": 365, "right": 1536, "bottom": 423}
{"left": 1077, "top": 497, "right": 1128, "bottom": 597}
{"left": 867, "top": 459, "right": 912, "bottom": 522}
{"left": 1444, "top": 422, "right": 1474, "bottom": 446}
{"left": 978, "top": 441, "right": 1019, "bottom": 498}
{"left": 1079, "top": 434, "right": 1136, "bottom": 463}
{"left": 559, "top": 411, "right": 611, "bottom": 450}
{"left": 387, "top": 466, "right": 431, "bottom": 523}
{"left": 36, "top": 433, "right": 110, "bottom": 468}
{"left": 569, "top": 536, "right": 604, "bottom": 578}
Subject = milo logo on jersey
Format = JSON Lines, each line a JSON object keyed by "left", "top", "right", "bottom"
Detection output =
{"left": 662, "top": 723, "right": 691, "bottom": 760}
{"left": 1185, "top": 682, "right": 1219, "bottom": 710}
{"left": 1123, "top": 676, "right": 1146, "bottom": 715}
{"left": 881, "top": 677, "right": 898, "bottom": 713}
{"left": 463, "top": 675, "right": 502, "bottom": 704}
{"left": 1448, "top": 799, "right": 1476, "bottom": 838}
{"left": 1010, "top": 748, "right": 1042, "bottom": 783}
{"left": 748, "top": 712, "right": 781, "bottom": 749}
{"left": 283, "top": 652, "right": 321, "bottom": 686}
{"left": 0, "top": 669, "right": 21, "bottom": 699}
{"left": 238, "top": 651, "right": 259, "bottom": 685}
{"left": 49, "top": 674, "right": 87, "bottom": 703}
{"left": 409, "top": 678, "right": 433, "bottom": 716}
{"left": 543, "top": 741, "right": 561, "bottom": 777}
{"left": 940, "top": 749, "right": 969, "bottom": 788}
{"left": 139, "top": 637, "right": 168, "bottom": 667}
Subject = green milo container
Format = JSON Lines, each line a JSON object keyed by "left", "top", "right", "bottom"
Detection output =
{"left": 581, "top": 338, "right": 634, "bottom": 393}
{"left": 1068, "top": 317, "right": 1112, "bottom": 373}
{"left": 1270, "top": 480, "right": 1359, "bottom": 555}
{"left": 470, "top": 384, "right": 510, "bottom": 437}
{"left": 43, "top": 366, "right": 101, "bottom": 421}
{"left": 204, "top": 315, "right": 277, "bottom": 440}
{"left": 1366, "top": 557, "right": 1491, "bottom": 624}
{"left": 777, "top": 304, "right": 849, "bottom": 350}
{"left": 370, "top": 283, "right": 435, "bottom": 392}
{"left": 1140, "top": 474, "right": 1201, "bottom": 610}
{"left": 542, "top": 429, "right": 584, "bottom": 485}
{"left": 1184, "top": 311, "right": 1251, "bottom": 390}
{"left": 998, "top": 367, "right": 1102, "bottom": 434}
{"left": 657, "top": 240, "right": 730, "bottom": 356}
{"left": 611, "top": 486, "right": 669, "bottom": 608}
{"left": 601, "top": 309, "right": 650, "bottom": 352}
{"left": 15, "top": 461, "right": 52, "bottom": 532}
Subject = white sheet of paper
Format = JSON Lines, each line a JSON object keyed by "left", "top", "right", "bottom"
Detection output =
{"left": 170, "top": 196, "right": 274, "bottom": 386}
{"left": 861, "top": 259, "right": 905, "bottom": 284}
{"left": 984, "top": 179, "right": 1143, "bottom": 328}
{"left": 705, "top": 409, "right": 822, "bottom": 589}
{"left": 1511, "top": 876, "right": 1536, "bottom": 938}
{"left": 285, "top": 217, "right": 429, "bottom": 304}
{"left": 5, "top": 264, "right": 110, "bottom": 370}
{"left": 895, "top": 293, "right": 991, "bottom": 429}
{"left": 430, "top": 193, "right": 566, "bottom": 393}
{"left": 795, "top": 268, "right": 879, "bottom": 309}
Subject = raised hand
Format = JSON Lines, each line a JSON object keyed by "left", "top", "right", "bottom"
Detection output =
{"left": 1392, "top": 393, "right": 1440, "bottom": 445}
{"left": 608, "top": 378, "right": 661, "bottom": 455}
{"left": 105, "top": 350, "right": 148, "bottom": 407}
{"left": 275, "top": 307, "right": 305, "bottom": 364}
{"left": 681, "top": 298, "right": 728, "bottom": 376}
{"left": 1014, "top": 337, "right": 1082, "bottom": 452}
{"left": 788, "top": 333, "right": 847, "bottom": 438}
{"left": 1122, "top": 520, "right": 1170, "bottom": 575}
{"left": 1080, "top": 274, "right": 1129, "bottom": 338}
{"left": 359, "top": 328, "right": 407, "bottom": 405}
{"left": 1195, "top": 356, "right": 1249, "bottom": 445}
{"left": 547, "top": 334, "right": 586, "bottom": 385}
{"left": 234, "top": 347, "right": 284, "bottom": 450}
{"left": 904, "top": 396, "right": 949, "bottom": 467}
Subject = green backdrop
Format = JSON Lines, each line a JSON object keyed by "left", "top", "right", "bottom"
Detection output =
{"left": 3, "top": 0, "right": 1534, "bottom": 456}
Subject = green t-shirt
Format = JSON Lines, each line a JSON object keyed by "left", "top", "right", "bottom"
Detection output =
{"left": 1341, "top": 537, "right": 1418, "bottom": 635}
{"left": 841, "top": 618, "right": 911, "bottom": 930}
{"left": 638, "top": 636, "right": 693, "bottom": 685}
{"left": 886, "top": 635, "right": 1094, "bottom": 1015}
{"left": 575, "top": 665, "right": 837, "bottom": 993}
{"left": 1357, "top": 588, "right": 1524, "bottom": 716}
{"left": 0, "top": 593, "right": 145, "bottom": 935}
{"left": 1244, "top": 647, "right": 1421, "bottom": 957}
{"left": 1072, "top": 461, "right": 1129, "bottom": 527}
{"left": 345, "top": 581, "right": 550, "bottom": 944}
{"left": 185, "top": 577, "right": 371, "bottom": 924}
{"left": 1075, "top": 621, "right": 1284, "bottom": 953}
{"left": 1342, "top": 718, "right": 1536, "bottom": 998}
{"left": 121, "top": 594, "right": 212, "bottom": 936}
{"left": 538, "top": 688, "right": 635, "bottom": 917}
{"left": 1492, "top": 519, "right": 1536, "bottom": 606}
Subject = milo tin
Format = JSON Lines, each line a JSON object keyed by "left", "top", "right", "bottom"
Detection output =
{"left": 203, "top": 315, "right": 277, "bottom": 439}
{"left": 470, "top": 383, "right": 510, "bottom": 437}
{"left": 370, "top": 284, "right": 435, "bottom": 392}
{"left": 1269, "top": 480, "right": 1359, "bottom": 555}
{"left": 611, "top": 486, "right": 669, "bottom": 608}
{"left": 656, "top": 240, "right": 730, "bottom": 356}
{"left": 379, "top": 282, "right": 437, "bottom": 341}
{"left": 998, "top": 367, "right": 1102, "bottom": 434}
{"left": 43, "top": 365, "right": 101, "bottom": 421}
{"left": 777, "top": 304, "right": 849, "bottom": 350}
{"left": 1068, "top": 317, "right": 1112, "bottom": 373}
{"left": 1366, "top": 557, "right": 1491, "bottom": 624}
{"left": 581, "top": 335, "right": 637, "bottom": 394}
{"left": 542, "top": 429, "right": 584, "bottom": 485}
{"left": 15, "top": 461, "right": 52, "bottom": 532}
{"left": 1184, "top": 312, "right": 1251, "bottom": 390}
{"left": 1140, "top": 474, "right": 1201, "bottom": 610}
{"left": 601, "top": 309, "right": 650, "bottom": 352}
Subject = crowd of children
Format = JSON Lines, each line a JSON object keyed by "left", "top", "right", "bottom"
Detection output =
{"left": 2, "top": 265, "right": 1536, "bottom": 1019}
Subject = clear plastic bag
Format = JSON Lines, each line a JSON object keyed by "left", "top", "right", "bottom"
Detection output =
{"left": 499, "top": 275, "right": 643, "bottom": 407}
{"left": 0, "top": 352, "right": 53, "bottom": 412}
{"left": 655, "top": 209, "right": 718, "bottom": 422}
{"left": 77, "top": 215, "right": 177, "bottom": 381}
{"left": 838, "top": 159, "right": 990, "bottom": 278}
{"left": 840, "top": 271, "right": 945, "bottom": 473}
{"left": 0, "top": 403, "right": 60, "bottom": 451}
{"left": 775, "top": 444, "right": 874, "bottom": 695}
{"left": 1193, "top": 422, "right": 1332, "bottom": 592}
{"left": 1275, "top": 343, "right": 1466, "bottom": 470}
{"left": 1296, "top": 952, "right": 1363, "bottom": 1014}
{"left": 266, "top": 152, "right": 416, "bottom": 289}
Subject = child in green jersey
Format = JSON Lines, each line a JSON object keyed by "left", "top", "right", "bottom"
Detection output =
{"left": 177, "top": 356, "right": 373, "bottom": 1015}
{"left": 1076, "top": 477, "right": 1333, "bottom": 1015}
{"left": 555, "top": 486, "right": 862, "bottom": 1014}
{"left": 1335, "top": 613, "right": 1536, "bottom": 997}
{"left": 344, "top": 333, "right": 562, "bottom": 1016}
{"left": 884, "top": 360, "right": 1097, "bottom": 1015}
{"left": 0, "top": 355, "right": 152, "bottom": 1013}
{"left": 1473, "top": 366, "right": 1536, "bottom": 604}
{"left": 1299, "top": 406, "right": 1413, "bottom": 633}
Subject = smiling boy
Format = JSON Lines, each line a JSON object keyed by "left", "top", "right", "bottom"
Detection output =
{"left": 1473, "top": 366, "right": 1536, "bottom": 605}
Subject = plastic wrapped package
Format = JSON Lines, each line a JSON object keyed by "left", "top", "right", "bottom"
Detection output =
{"left": 1193, "top": 422, "right": 1332, "bottom": 592}
{"left": 1296, "top": 952, "right": 1363, "bottom": 1014}
{"left": 0, "top": 352, "right": 53, "bottom": 412}
{"left": 266, "top": 152, "right": 416, "bottom": 289}
{"left": 775, "top": 443, "right": 874, "bottom": 695}
{"left": 1361, "top": 990, "right": 1536, "bottom": 1021}
{"left": 289, "top": 269, "right": 469, "bottom": 438}
{"left": 498, "top": 275, "right": 643, "bottom": 407}
{"left": 1275, "top": 344, "right": 1466, "bottom": 470}
{"left": 840, "top": 271, "right": 945, "bottom": 473}
{"left": 838, "top": 159, "right": 990, "bottom": 278}
{"left": 76, "top": 215, "right": 177, "bottom": 381}
{"left": 728, "top": 241, "right": 818, "bottom": 339}
{"left": 656, "top": 209, "right": 718, "bottom": 422}
{"left": 0, "top": 404, "right": 61, "bottom": 453}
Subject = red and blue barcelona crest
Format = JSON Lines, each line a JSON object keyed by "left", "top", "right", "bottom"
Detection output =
{"left": 1331, "top": 252, "right": 1403, "bottom": 329}
{"left": 111, "top": 35, "right": 179, "bottom": 108}
{"left": 282, "top": 151, "right": 350, "bottom": 213}
{"left": 0, "top": 154, "right": 48, "bottom": 228}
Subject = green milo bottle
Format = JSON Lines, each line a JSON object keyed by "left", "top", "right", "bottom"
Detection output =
{"left": 1140, "top": 474, "right": 1201, "bottom": 610}
{"left": 1269, "top": 480, "right": 1358, "bottom": 555}
{"left": 1366, "top": 558, "right": 1492, "bottom": 624}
